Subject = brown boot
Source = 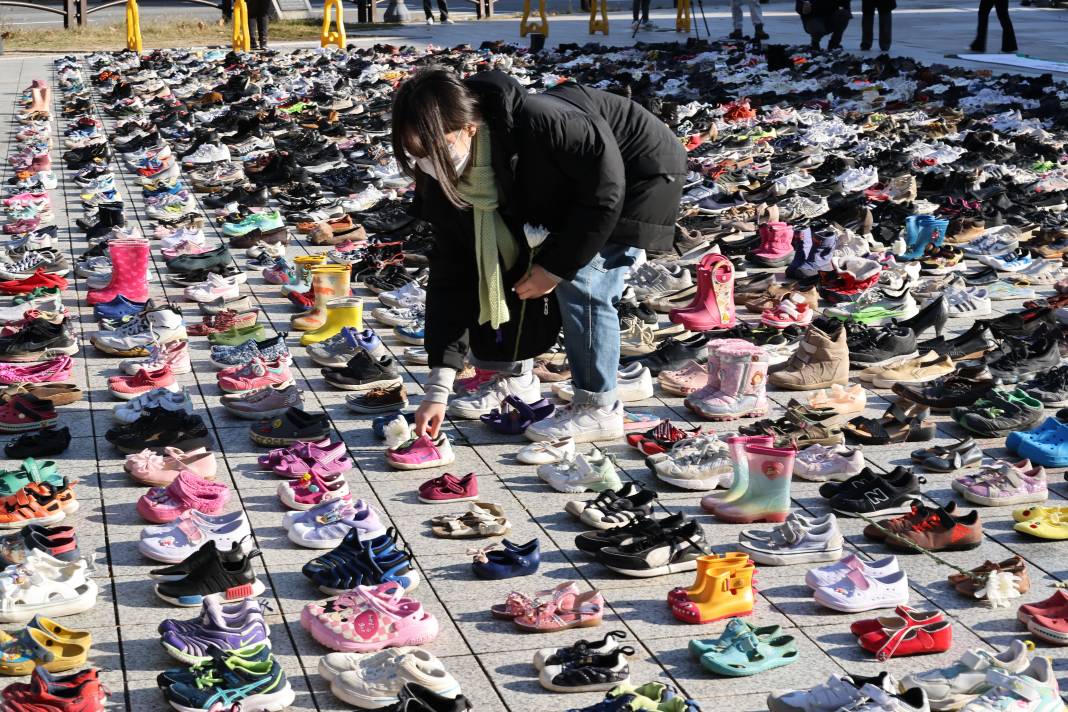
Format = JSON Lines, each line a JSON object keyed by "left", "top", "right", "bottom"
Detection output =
{"left": 768, "top": 320, "right": 849, "bottom": 390}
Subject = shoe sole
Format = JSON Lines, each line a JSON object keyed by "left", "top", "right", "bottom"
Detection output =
{"left": 738, "top": 545, "right": 844, "bottom": 566}
{"left": 92, "top": 341, "right": 151, "bottom": 357}
{"left": 223, "top": 405, "right": 292, "bottom": 420}
{"left": 387, "top": 452, "right": 455, "bottom": 471}
{"left": 318, "top": 567, "right": 420, "bottom": 596}
{"left": 155, "top": 577, "right": 266, "bottom": 607}
{"left": 525, "top": 426, "right": 624, "bottom": 445}
{"left": 249, "top": 430, "right": 329, "bottom": 447}
{"left": 393, "top": 332, "right": 425, "bottom": 346}
{"left": 870, "top": 373, "right": 949, "bottom": 389}
{"left": 346, "top": 402, "right": 409, "bottom": 415}
{"left": 656, "top": 472, "right": 731, "bottom": 490}
{"left": 0, "top": 343, "right": 80, "bottom": 362}
{"left": 849, "top": 350, "right": 919, "bottom": 369}
{"left": 603, "top": 558, "right": 699, "bottom": 578}
{"left": 324, "top": 376, "right": 402, "bottom": 392}
{"left": 218, "top": 377, "right": 295, "bottom": 395}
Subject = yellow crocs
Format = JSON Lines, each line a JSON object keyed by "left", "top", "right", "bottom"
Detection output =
{"left": 1014, "top": 511, "right": 1068, "bottom": 540}
{"left": 1013, "top": 505, "right": 1068, "bottom": 523}
{"left": 0, "top": 617, "right": 91, "bottom": 676}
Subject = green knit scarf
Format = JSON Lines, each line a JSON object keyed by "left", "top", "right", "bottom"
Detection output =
{"left": 456, "top": 125, "right": 519, "bottom": 330}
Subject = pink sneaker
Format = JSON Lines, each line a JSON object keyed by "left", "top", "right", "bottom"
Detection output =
{"left": 0, "top": 356, "right": 73, "bottom": 384}
{"left": 418, "top": 473, "right": 478, "bottom": 503}
{"left": 271, "top": 440, "right": 353, "bottom": 479}
{"left": 124, "top": 446, "right": 218, "bottom": 486}
{"left": 161, "top": 240, "right": 208, "bottom": 260}
{"left": 386, "top": 433, "right": 455, "bottom": 471}
{"left": 3, "top": 192, "right": 48, "bottom": 207}
{"left": 257, "top": 438, "right": 332, "bottom": 470}
{"left": 108, "top": 366, "right": 177, "bottom": 400}
{"left": 120, "top": 340, "right": 192, "bottom": 376}
{"left": 761, "top": 291, "right": 814, "bottom": 328}
{"left": 136, "top": 470, "right": 230, "bottom": 523}
{"left": 217, "top": 355, "right": 293, "bottom": 394}
{"left": 3, "top": 218, "right": 41, "bottom": 235}
{"left": 658, "top": 360, "right": 708, "bottom": 396}
{"left": 277, "top": 471, "right": 351, "bottom": 510}
{"left": 300, "top": 582, "right": 438, "bottom": 652}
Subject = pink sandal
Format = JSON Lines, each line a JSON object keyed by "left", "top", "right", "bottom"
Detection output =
{"left": 300, "top": 582, "right": 439, "bottom": 652}
{"left": 257, "top": 438, "right": 332, "bottom": 469}
{"left": 271, "top": 440, "right": 352, "bottom": 479}
{"left": 513, "top": 590, "right": 605, "bottom": 632}
{"left": 489, "top": 581, "right": 580, "bottom": 620}
{"left": 136, "top": 470, "right": 230, "bottom": 523}
{"left": 124, "top": 446, "right": 218, "bottom": 486}
{"left": 276, "top": 471, "right": 350, "bottom": 510}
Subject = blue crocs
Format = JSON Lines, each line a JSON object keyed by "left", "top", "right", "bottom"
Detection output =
{"left": 1014, "top": 417, "right": 1068, "bottom": 467}
{"left": 688, "top": 618, "right": 782, "bottom": 659}
{"left": 1007, "top": 417, "right": 1061, "bottom": 454}
{"left": 699, "top": 630, "right": 798, "bottom": 677}
{"left": 471, "top": 538, "right": 540, "bottom": 579}
{"left": 93, "top": 294, "right": 147, "bottom": 321}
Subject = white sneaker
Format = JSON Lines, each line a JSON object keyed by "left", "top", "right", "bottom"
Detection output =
{"left": 139, "top": 511, "right": 252, "bottom": 564}
{"left": 159, "top": 227, "right": 205, "bottom": 251}
{"left": 183, "top": 143, "right": 231, "bottom": 164}
{"left": 525, "top": 400, "right": 624, "bottom": 444}
{"left": 738, "top": 516, "right": 844, "bottom": 565}
{"left": 91, "top": 308, "right": 186, "bottom": 354}
{"left": 900, "top": 640, "right": 1032, "bottom": 711}
{"left": 113, "top": 387, "right": 193, "bottom": 423}
{"left": 804, "top": 553, "right": 900, "bottom": 590}
{"left": 371, "top": 305, "right": 423, "bottom": 328}
{"left": 537, "top": 448, "right": 622, "bottom": 493}
{"left": 946, "top": 287, "right": 992, "bottom": 316}
{"left": 653, "top": 435, "right": 732, "bottom": 490}
{"left": 323, "top": 649, "right": 460, "bottom": 709}
{"left": 812, "top": 566, "right": 909, "bottom": 612}
{"left": 838, "top": 166, "right": 879, "bottom": 193}
{"left": 794, "top": 444, "right": 865, "bottom": 482}
{"left": 246, "top": 241, "right": 285, "bottom": 260}
{"left": 425, "top": 16, "right": 435, "bottom": 24}
{"left": 958, "top": 657, "right": 1060, "bottom": 712}
{"left": 448, "top": 372, "right": 541, "bottom": 419}
{"left": 844, "top": 685, "right": 930, "bottom": 712}
{"left": 552, "top": 365, "right": 653, "bottom": 404}
{"left": 768, "top": 672, "right": 899, "bottom": 712}
{"left": 517, "top": 436, "right": 575, "bottom": 465}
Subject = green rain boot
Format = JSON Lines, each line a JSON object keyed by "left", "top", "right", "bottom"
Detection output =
{"left": 701, "top": 434, "right": 773, "bottom": 514}
{"left": 712, "top": 442, "right": 796, "bottom": 523}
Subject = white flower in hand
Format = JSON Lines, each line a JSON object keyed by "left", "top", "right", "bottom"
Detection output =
{"left": 523, "top": 224, "right": 550, "bottom": 250}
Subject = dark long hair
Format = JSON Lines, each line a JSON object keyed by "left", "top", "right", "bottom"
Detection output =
{"left": 392, "top": 66, "right": 482, "bottom": 209}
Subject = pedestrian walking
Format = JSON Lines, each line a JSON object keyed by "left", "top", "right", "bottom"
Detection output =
{"left": 632, "top": 0, "right": 655, "bottom": 30}
{"left": 425, "top": 0, "right": 454, "bottom": 24}
{"left": 729, "top": 0, "right": 768, "bottom": 40}
{"left": 971, "top": 0, "right": 1017, "bottom": 52}
{"left": 860, "top": 0, "right": 894, "bottom": 51}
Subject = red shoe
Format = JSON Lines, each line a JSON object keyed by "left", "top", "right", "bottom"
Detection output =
{"left": 0, "top": 268, "right": 68, "bottom": 295}
{"left": 2, "top": 666, "right": 108, "bottom": 710}
{"left": 858, "top": 620, "right": 953, "bottom": 660}
{"left": 288, "top": 288, "right": 315, "bottom": 309}
{"left": 1027, "top": 606, "right": 1068, "bottom": 646}
{"left": 669, "top": 253, "right": 737, "bottom": 331}
{"left": 0, "top": 393, "right": 57, "bottom": 432}
{"left": 625, "top": 419, "right": 701, "bottom": 455}
{"left": 850, "top": 606, "right": 944, "bottom": 637}
{"left": 1019, "top": 590, "right": 1068, "bottom": 624}
{"left": 108, "top": 366, "right": 176, "bottom": 400}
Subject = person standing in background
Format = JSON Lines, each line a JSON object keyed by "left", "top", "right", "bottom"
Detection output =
{"left": 425, "top": 0, "right": 454, "bottom": 25}
{"left": 860, "top": 0, "right": 894, "bottom": 51}
{"left": 246, "top": 0, "right": 271, "bottom": 50}
{"left": 729, "top": 0, "right": 769, "bottom": 40}
{"left": 971, "top": 0, "right": 1017, "bottom": 52}
{"left": 632, "top": 0, "right": 655, "bottom": 30}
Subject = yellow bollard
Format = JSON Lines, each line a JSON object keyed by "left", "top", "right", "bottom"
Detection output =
{"left": 125, "top": 0, "right": 143, "bottom": 53}
{"left": 232, "top": 0, "right": 251, "bottom": 52}
{"left": 519, "top": 0, "right": 548, "bottom": 37}
{"left": 321, "top": 0, "right": 347, "bottom": 48}
{"left": 675, "top": 0, "right": 691, "bottom": 32}
{"left": 588, "top": 0, "right": 608, "bottom": 34}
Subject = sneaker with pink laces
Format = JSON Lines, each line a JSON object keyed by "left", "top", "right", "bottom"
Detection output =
{"left": 0, "top": 356, "right": 73, "bottom": 384}
{"left": 658, "top": 360, "right": 708, "bottom": 396}
{"left": 136, "top": 470, "right": 230, "bottom": 523}
{"left": 300, "top": 582, "right": 438, "bottom": 652}
{"left": 277, "top": 471, "right": 351, "bottom": 510}
{"left": 761, "top": 291, "right": 814, "bottom": 328}
{"left": 387, "top": 433, "right": 455, "bottom": 471}
{"left": 120, "top": 340, "right": 192, "bottom": 376}
{"left": 217, "top": 355, "right": 293, "bottom": 394}
{"left": 109, "top": 365, "right": 177, "bottom": 400}
{"left": 270, "top": 440, "right": 353, "bottom": 479}
{"left": 187, "top": 310, "right": 258, "bottom": 337}
{"left": 124, "top": 445, "right": 218, "bottom": 486}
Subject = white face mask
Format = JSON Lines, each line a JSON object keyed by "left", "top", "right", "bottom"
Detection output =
{"left": 413, "top": 131, "right": 472, "bottom": 180}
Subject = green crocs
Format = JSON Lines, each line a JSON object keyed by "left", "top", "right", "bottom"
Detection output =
{"left": 699, "top": 630, "right": 798, "bottom": 677}
{"left": 687, "top": 618, "right": 782, "bottom": 658}
{"left": 0, "top": 458, "right": 61, "bottom": 497}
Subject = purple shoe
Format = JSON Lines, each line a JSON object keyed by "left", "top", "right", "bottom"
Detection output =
{"left": 158, "top": 597, "right": 270, "bottom": 665}
{"left": 282, "top": 497, "right": 387, "bottom": 549}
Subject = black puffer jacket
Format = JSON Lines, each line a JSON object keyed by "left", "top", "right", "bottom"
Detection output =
{"left": 413, "top": 70, "right": 687, "bottom": 371}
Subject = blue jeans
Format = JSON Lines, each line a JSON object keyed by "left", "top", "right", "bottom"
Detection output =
{"left": 556, "top": 243, "right": 641, "bottom": 408}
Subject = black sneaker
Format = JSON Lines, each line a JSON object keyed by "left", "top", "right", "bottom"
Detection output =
{"left": 828, "top": 468, "right": 925, "bottom": 517}
{"left": 989, "top": 308, "right": 1057, "bottom": 339}
{"left": 5, "top": 425, "right": 71, "bottom": 458}
{"left": 818, "top": 465, "right": 910, "bottom": 499}
{"left": 986, "top": 332, "right": 1061, "bottom": 383}
{"left": 620, "top": 333, "right": 709, "bottom": 375}
{"left": 595, "top": 519, "right": 707, "bottom": 576}
{"left": 155, "top": 545, "right": 264, "bottom": 606}
{"left": 165, "top": 245, "right": 233, "bottom": 273}
{"left": 575, "top": 512, "right": 689, "bottom": 555}
{"left": 847, "top": 323, "right": 917, "bottom": 366}
{"left": 202, "top": 184, "right": 268, "bottom": 210}
{"left": 0, "top": 320, "right": 78, "bottom": 361}
{"left": 919, "top": 321, "right": 997, "bottom": 360}
{"left": 951, "top": 388, "right": 1044, "bottom": 437}
{"left": 149, "top": 539, "right": 244, "bottom": 582}
{"left": 892, "top": 365, "right": 994, "bottom": 409}
{"left": 321, "top": 351, "right": 402, "bottom": 391}
{"left": 396, "top": 683, "right": 473, "bottom": 712}
{"left": 106, "top": 409, "right": 212, "bottom": 454}
{"left": 1024, "top": 364, "right": 1068, "bottom": 406}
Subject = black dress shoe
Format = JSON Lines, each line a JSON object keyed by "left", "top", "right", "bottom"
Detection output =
{"left": 894, "top": 295, "right": 948, "bottom": 338}
{"left": 919, "top": 321, "right": 997, "bottom": 360}
{"left": 892, "top": 365, "right": 994, "bottom": 409}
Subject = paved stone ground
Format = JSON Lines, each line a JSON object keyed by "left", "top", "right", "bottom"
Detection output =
{"left": 0, "top": 35, "right": 1066, "bottom": 712}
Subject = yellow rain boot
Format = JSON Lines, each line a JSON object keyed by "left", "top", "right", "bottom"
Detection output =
{"left": 667, "top": 552, "right": 748, "bottom": 608}
{"left": 672, "top": 561, "right": 755, "bottom": 625}
{"left": 281, "top": 254, "right": 328, "bottom": 296}
{"left": 300, "top": 297, "right": 364, "bottom": 345}
{"left": 291, "top": 265, "right": 349, "bottom": 331}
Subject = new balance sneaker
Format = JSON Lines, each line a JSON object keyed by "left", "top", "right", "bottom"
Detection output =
{"left": 525, "top": 401, "right": 625, "bottom": 444}
{"left": 446, "top": 372, "right": 541, "bottom": 419}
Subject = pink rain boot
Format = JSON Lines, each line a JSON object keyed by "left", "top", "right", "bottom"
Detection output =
{"left": 713, "top": 443, "right": 796, "bottom": 524}
{"left": 87, "top": 237, "right": 150, "bottom": 305}
{"left": 682, "top": 337, "right": 747, "bottom": 413}
{"left": 686, "top": 342, "right": 769, "bottom": 421}
{"left": 669, "top": 253, "right": 736, "bottom": 332}
{"left": 747, "top": 222, "right": 795, "bottom": 267}
{"left": 701, "top": 434, "right": 775, "bottom": 513}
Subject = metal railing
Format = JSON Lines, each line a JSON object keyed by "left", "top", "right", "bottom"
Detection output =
{"left": 0, "top": 0, "right": 222, "bottom": 28}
